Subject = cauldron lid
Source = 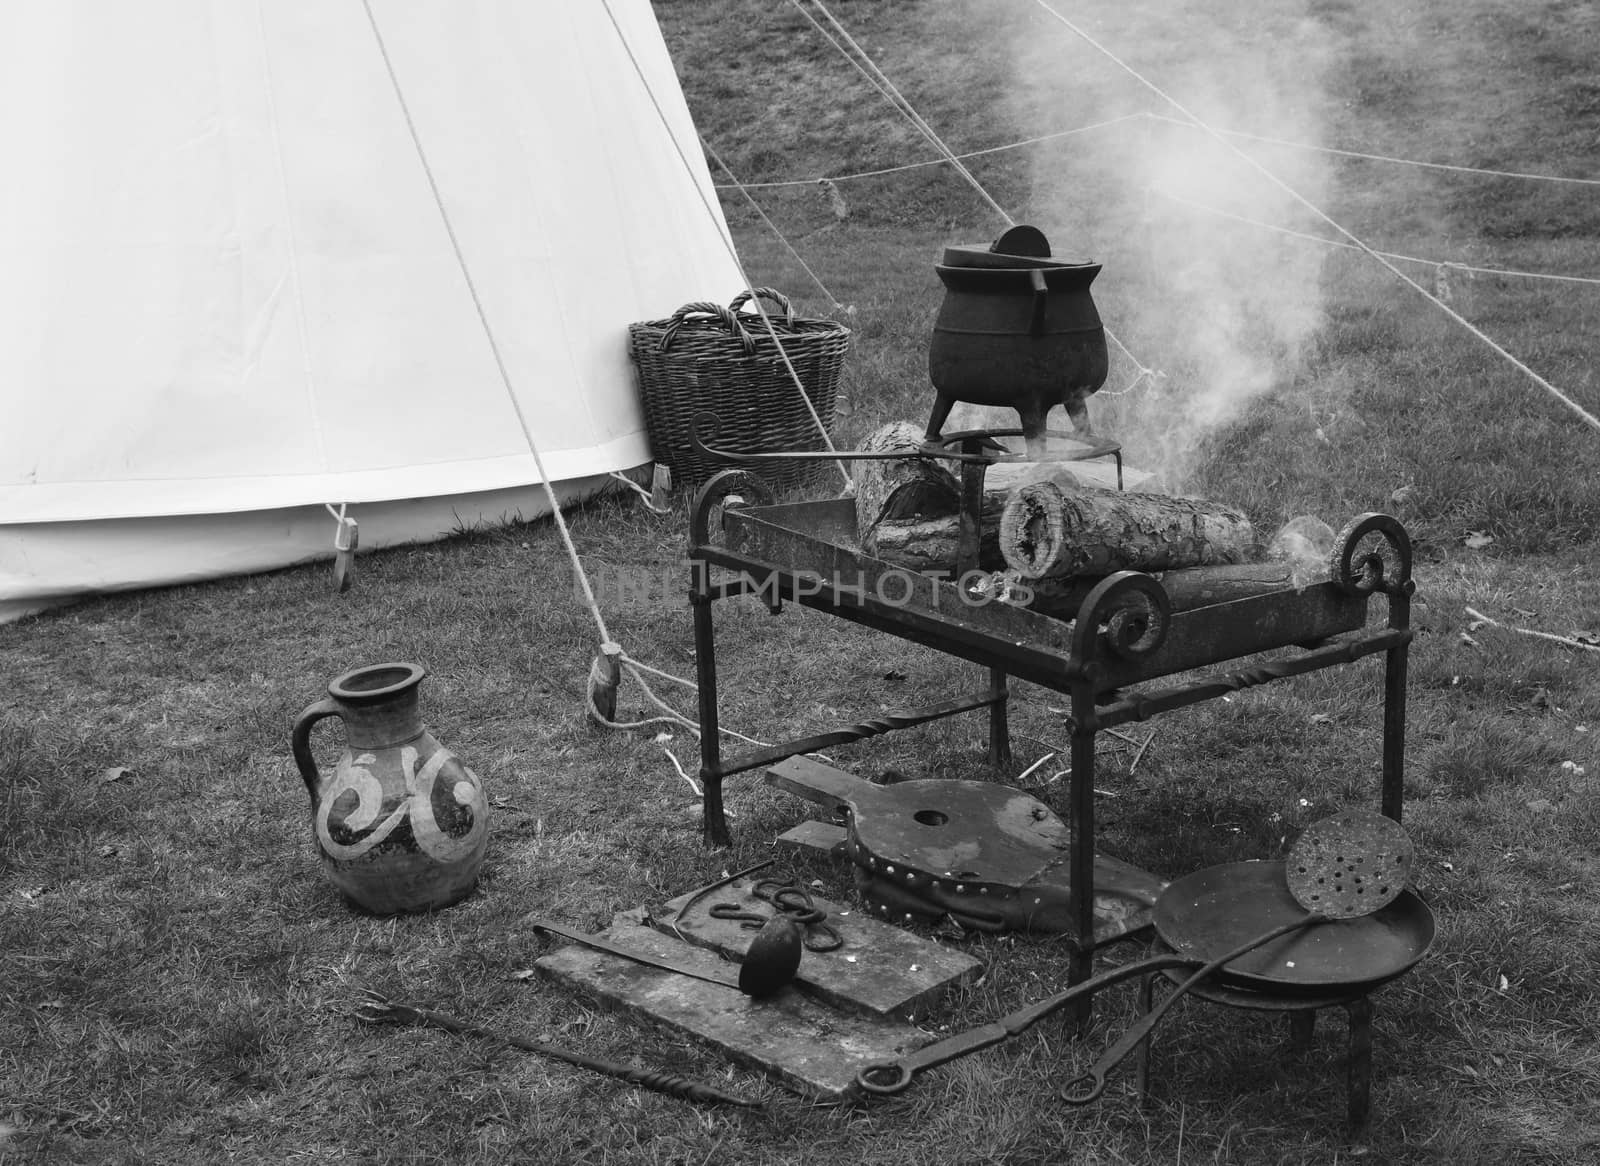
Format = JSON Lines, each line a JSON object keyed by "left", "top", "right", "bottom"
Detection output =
{"left": 992, "top": 224, "right": 1051, "bottom": 257}
{"left": 942, "top": 225, "right": 1095, "bottom": 270}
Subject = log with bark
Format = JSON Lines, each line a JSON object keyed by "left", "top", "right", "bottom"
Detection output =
{"left": 994, "top": 560, "right": 1305, "bottom": 621}
{"left": 999, "top": 480, "right": 1258, "bottom": 579}
{"left": 852, "top": 421, "right": 1079, "bottom": 573}
{"left": 851, "top": 421, "right": 958, "bottom": 537}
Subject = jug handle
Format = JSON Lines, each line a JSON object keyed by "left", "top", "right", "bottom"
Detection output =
{"left": 1029, "top": 268, "right": 1048, "bottom": 335}
{"left": 291, "top": 698, "right": 342, "bottom": 805}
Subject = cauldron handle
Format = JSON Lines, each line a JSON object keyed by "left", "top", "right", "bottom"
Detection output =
{"left": 1029, "top": 267, "right": 1048, "bottom": 335}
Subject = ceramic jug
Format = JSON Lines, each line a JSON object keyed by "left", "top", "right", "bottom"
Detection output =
{"left": 291, "top": 662, "right": 488, "bottom": 913}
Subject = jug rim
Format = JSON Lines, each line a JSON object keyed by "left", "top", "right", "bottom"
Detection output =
{"left": 328, "top": 661, "right": 427, "bottom": 702}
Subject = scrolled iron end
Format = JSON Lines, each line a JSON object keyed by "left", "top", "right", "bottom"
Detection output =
{"left": 1073, "top": 571, "right": 1172, "bottom": 661}
{"left": 690, "top": 470, "right": 777, "bottom": 549}
{"left": 689, "top": 410, "right": 724, "bottom": 457}
{"left": 1330, "top": 513, "right": 1412, "bottom": 596}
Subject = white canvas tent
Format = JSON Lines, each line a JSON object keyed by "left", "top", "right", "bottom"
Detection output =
{"left": 0, "top": 0, "right": 743, "bottom": 622}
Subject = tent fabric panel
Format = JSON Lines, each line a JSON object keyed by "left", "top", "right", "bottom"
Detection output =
{"left": 0, "top": 1, "right": 327, "bottom": 490}
{"left": 253, "top": 0, "right": 532, "bottom": 477}
{"left": 0, "top": 430, "right": 650, "bottom": 523}
{"left": 0, "top": 471, "right": 619, "bottom": 624}
{"left": 0, "top": 0, "right": 742, "bottom": 524}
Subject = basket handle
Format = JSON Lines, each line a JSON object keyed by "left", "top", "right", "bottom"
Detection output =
{"left": 728, "top": 287, "right": 795, "bottom": 329}
{"left": 657, "top": 302, "right": 758, "bottom": 356}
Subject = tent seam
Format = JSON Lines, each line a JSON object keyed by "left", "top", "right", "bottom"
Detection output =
{"left": 251, "top": 0, "right": 328, "bottom": 472}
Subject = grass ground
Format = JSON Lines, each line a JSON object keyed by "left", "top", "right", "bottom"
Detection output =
{"left": 4, "top": 1, "right": 1599, "bottom": 1162}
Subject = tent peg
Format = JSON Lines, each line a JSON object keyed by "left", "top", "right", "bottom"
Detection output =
{"left": 330, "top": 509, "right": 359, "bottom": 593}
{"left": 586, "top": 641, "right": 625, "bottom": 725}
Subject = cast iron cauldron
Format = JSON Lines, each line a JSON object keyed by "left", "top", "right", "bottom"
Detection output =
{"left": 926, "top": 224, "right": 1109, "bottom": 456}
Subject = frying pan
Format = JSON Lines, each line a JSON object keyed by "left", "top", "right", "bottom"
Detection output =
{"left": 855, "top": 811, "right": 1434, "bottom": 1097}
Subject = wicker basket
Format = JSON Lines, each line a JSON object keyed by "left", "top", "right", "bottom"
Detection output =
{"left": 628, "top": 288, "right": 850, "bottom": 493}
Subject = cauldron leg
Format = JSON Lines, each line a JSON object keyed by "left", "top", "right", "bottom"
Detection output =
{"left": 1064, "top": 393, "right": 1094, "bottom": 436}
{"left": 1017, "top": 399, "right": 1048, "bottom": 459}
{"left": 924, "top": 393, "right": 956, "bottom": 444}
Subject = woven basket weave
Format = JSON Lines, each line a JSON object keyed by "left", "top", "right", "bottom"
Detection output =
{"left": 628, "top": 288, "right": 850, "bottom": 493}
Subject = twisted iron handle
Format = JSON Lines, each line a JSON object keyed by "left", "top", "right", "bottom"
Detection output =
{"left": 353, "top": 991, "right": 761, "bottom": 1108}
{"left": 1059, "top": 917, "right": 1317, "bottom": 1105}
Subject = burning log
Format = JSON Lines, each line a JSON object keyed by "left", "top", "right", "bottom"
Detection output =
{"left": 999, "top": 481, "right": 1257, "bottom": 580}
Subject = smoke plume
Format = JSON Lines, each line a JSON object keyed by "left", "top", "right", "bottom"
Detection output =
{"left": 988, "top": 0, "right": 1339, "bottom": 494}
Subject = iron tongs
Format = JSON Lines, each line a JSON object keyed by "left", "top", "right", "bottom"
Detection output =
{"left": 854, "top": 952, "right": 1200, "bottom": 1096}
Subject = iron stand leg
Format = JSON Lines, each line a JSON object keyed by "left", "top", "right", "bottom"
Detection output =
{"left": 1381, "top": 579, "right": 1411, "bottom": 823}
{"left": 1346, "top": 995, "right": 1374, "bottom": 1143}
{"left": 1067, "top": 680, "right": 1099, "bottom": 1004}
{"left": 1135, "top": 969, "right": 1156, "bottom": 1106}
{"left": 956, "top": 436, "right": 988, "bottom": 577}
{"left": 1381, "top": 641, "right": 1408, "bottom": 822}
{"left": 988, "top": 667, "right": 1012, "bottom": 767}
{"left": 1287, "top": 1009, "right": 1315, "bottom": 1052}
{"left": 954, "top": 440, "right": 1011, "bottom": 771}
{"left": 691, "top": 578, "right": 730, "bottom": 849}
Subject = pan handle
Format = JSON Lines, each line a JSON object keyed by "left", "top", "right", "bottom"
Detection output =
{"left": 854, "top": 953, "right": 1200, "bottom": 1097}
{"left": 1060, "top": 916, "right": 1315, "bottom": 1105}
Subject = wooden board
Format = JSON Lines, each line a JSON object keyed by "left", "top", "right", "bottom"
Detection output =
{"left": 532, "top": 908, "right": 934, "bottom": 1101}
{"left": 651, "top": 874, "right": 983, "bottom": 1020}
{"left": 774, "top": 818, "right": 850, "bottom": 858}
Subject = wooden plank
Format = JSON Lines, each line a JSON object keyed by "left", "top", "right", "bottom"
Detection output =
{"left": 532, "top": 908, "right": 933, "bottom": 1102}
{"left": 765, "top": 753, "right": 871, "bottom": 818}
{"left": 774, "top": 818, "right": 849, "bottom": 858}
{"left": 651, "top": 877, "right": 984, "bottom": 1021}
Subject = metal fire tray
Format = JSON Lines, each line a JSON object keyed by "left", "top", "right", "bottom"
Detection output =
{"left": 718, "top": 497, "right": 1385, "bottom": 689}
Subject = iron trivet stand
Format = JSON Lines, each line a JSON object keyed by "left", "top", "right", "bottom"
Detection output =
{"left": 1133, "top": 963, "right": 1379, "bottom": 1139}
